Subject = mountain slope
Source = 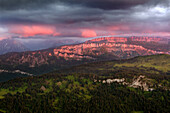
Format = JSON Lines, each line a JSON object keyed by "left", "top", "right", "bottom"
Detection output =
{"left": 0, "top": 39, "right": 29, "bottom": 55}
{"left": 57, "top": 54, "right": 170, "bottom": 77}
{"left": 0, "top": 54, "right": 169, "bottom": 113}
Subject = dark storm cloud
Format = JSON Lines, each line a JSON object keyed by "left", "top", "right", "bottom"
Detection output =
{"left": 78, "top": 0, "right": 149, "bottom": 10}
{"left": 0, "top": 17, "right": 41, "bottom": 25}
{"left": 0, "top": 4, "right": 105, "bottom": 26}
{"left": 0, "top": 0, "right": 56, "bottom": 10}
{"left": 0, "top": 0, "right": 170, "bottom": 38}
{"left": 1, "top": 0, "right": 169, "bottom": 10}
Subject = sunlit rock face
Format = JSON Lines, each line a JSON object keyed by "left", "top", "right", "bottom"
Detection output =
{"left": 53, "top": 36, "right": 168, "bottom": 60}
{"left": 86, "top": 37, "right": 127, "bottom": 43}
{"left": 129, "top": 36, "right": 169, "bottom": 44}
{"left": 53, "top": 43, "right": 157, "bottom": 59}
{"left": 129, "top": 37, "right": 161, "bottom": 42}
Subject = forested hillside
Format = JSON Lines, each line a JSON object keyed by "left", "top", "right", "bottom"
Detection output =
{"left": 57, "top": 54, "right": 170, "bottom": 76}
{"left": 0, "top": 54, "right": 169, "bottom": 113}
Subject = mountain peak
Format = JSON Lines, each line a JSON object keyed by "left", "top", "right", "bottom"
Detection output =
{"left": 0, "top": 39, "right": 29, "bottom": 55}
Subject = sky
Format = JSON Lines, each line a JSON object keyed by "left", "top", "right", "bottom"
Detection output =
{"left": 0, "top": 0, "right": 170, "bottom": 40}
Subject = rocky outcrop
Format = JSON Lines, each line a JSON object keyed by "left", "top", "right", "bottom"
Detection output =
{"left": 40, "top": 86, "right": 46, "bottom": 91}
{"left": 97, "top": 75, "right": 163, "bottom": 91}
{"left": 101, "top": 78, "right": 125, "bottom": 84}
{"left": 129, "top": 75, "right": 149, "bottom": 91}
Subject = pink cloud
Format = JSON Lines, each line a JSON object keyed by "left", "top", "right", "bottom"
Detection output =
{"left": 81, "top": 29, "right": 97, "bottom": 38}
{"left": 0, "top": 37, "right": 6, "bottom": 40}
{"left": 10, "top": 25, "right": 60, "bottom": 37}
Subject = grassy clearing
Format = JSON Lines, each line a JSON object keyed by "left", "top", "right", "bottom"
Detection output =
{"left": 59, "top": 80, "right": 68, "bottom": 89}
{"left": 0, "top": 89, "right": 9, "bottom": 99}
{"left": 82, "top": 78, "right": 93, "bottom": 85}
{"left": 114, "top": 55, "right": 170, "bottom": 72}
{"left": 132, "top": 111, "right": 144, "bottom": 113}
{"left": 66, "top": 75, "right": 75, "bottom": 81}
{"left": 0, "top": 109, "right": 6, "bottom": 113}
{"left": 0, "top": 86, "right": 27, "bottom": 99}
{"left": 127, "top": 87, "right": 136, "bottom": 92}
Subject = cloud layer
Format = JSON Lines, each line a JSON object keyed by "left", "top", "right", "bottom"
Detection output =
{"left": 0, "top": 0, "right": 170, "bottom": 39}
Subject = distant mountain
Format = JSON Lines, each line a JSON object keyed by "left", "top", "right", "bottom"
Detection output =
{"left": 0, "top": 39, "right": 29, "bottom": 55}
{"left": 0, "top": 36, "right": 169, "bottom": 81}
{"left": 0, "top": 38, "right": 81, "bottom": 54}
{"left": 22, "top": 39, "right": 82, "bottom": 51}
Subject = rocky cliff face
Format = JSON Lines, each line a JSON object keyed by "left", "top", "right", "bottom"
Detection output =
{"left": 53, "top": 36, "right": 169, "bottom": 60}
{"left": 0, "top": 36, "right": 169, "bottom": 68}
{"left": 53, "top": 43, "right": 158, "bottom": 60}
{"left": 86, "top": 37, "right": 127, "bottom": 43}
{"left": 0, "top": 50, "right": 52, "bottom": 67}
{"left": 129, "top": 36, "right": 161, "bottom": 42}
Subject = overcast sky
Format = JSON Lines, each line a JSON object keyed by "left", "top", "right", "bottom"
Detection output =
{"left": 0, "top": 0, "right": 170, "bottom": 40}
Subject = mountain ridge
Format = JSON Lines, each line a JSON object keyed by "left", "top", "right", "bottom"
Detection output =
{"left": 0, "top": 36, "right": 169, "bottom": 81}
